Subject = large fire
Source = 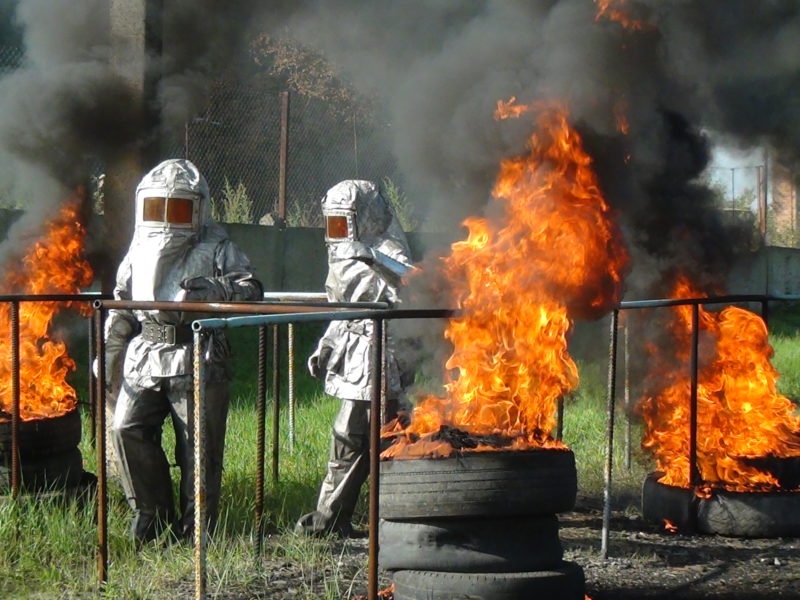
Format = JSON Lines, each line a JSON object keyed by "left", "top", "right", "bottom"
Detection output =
{"left": 639, "top": 276, "right": 800, "bottom": 492}
{"left": 0, "top": 193, "right": 93, "bottom": 422}
{"left": 383, "top": 101, "right": 629, "bottom": 459}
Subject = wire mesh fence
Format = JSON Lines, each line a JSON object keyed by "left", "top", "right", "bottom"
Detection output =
{"left": 0, "top": 45, "right": 22, "bottom": 74}
{"left": 163, "top": 76, "right": 400, "bottom": 227}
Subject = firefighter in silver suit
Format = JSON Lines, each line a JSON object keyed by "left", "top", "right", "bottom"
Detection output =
{"left": 104, "top": 159, "right": 263, "bottom": 543}
{"left": 295, "top": 179, "right": 415, "bottom": 537}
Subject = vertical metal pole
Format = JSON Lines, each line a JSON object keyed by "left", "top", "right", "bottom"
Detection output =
{"left": 277, "top": 91, "right": 289, "bottom": 226}
{"left": 193, "top": 329, "right": 207, "bottom": 600}
{"left": 368, "top": 318, "right": 383, "bottom": 600}
{"left": 271, "top": 324, "right": 281, "bottom": 483}
{"left": 380, "top": 322, "right": 388, "bottom": 424}
{"left": 254, "top": 326, "right": 268, "bottom": 557}
{"left": 287, "top": 323, "right": 295, "bottom": 452}
{"left": 94, "top": 307, "right": 108, "bottom": 585}
{"left": 10, "top": 301, "right": 20, "bottom": 499}
{"left": 601, "top": 309, "right": 619, "bottom": 560}
{"left": 556, "top": 397, "right": 564, "bottom": 441}
{"left": 88, "top": 314, "right": 97, "bottom": 446}
{"left": 689, "top": 304, "right": 700, "bottom": 489}
{"left": 624, "top": 320, "right": 632, "bottom": 471}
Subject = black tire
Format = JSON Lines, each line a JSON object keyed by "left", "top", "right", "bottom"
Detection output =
{"left": 392, "top": 562, "right": 585, "bottom": 600}
{"left": 0, "top": 447, "right": 84, "bottom": 492}
{"left": 0, "top": 410, "right": 82, "bottom": 460}
{"left": 379, "top": 515, "right": 563, "bottom": 573}
{"left": 380, "top": 450, "right": 577, "bottom": 520}
{"left": 642, "top": 472, "right": 800, "bottom": 537}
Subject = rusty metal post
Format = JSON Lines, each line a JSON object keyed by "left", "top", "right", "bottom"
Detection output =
{"left": 689, "top": 304, "right": 700, "bottom": 490}
{"left": 271, "top": 324, "right": 281, "bottom": 483}
{"left": 287, "top": 323, "right": 295, "bottom": 452}
{"left": 277, "top": 91, "right": 289, "bottom": 226}
{"left": 368, "top": 318, "right": 383, "bottom": 600}
{"left": 193, "top": 329, "right": 207, "bottom": 600}
{"left": 624, "top": 320, "right": 632, "bottom": 471}
{"left": 601, "top": 309, "right": 619, "bottom": 559}
{"left": 254, "top": 326, "right": 268, "bottom": 557}
{"left": 10, "top": 301, "right": 20, "bottom": 499}
{"left": 93, "top": 307, "right": 108, "bottom": 585}
{"left": 556, "top": 396, "right": 564, "bottom": 441}
{"left": 88, "top": 314, "right": 97, "bottom": 446}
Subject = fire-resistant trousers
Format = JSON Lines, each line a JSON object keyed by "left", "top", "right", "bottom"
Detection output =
{"left": 314, "top": 399, "right": 371, "bottom": 535}
{"left": 111, "top": 375, "right": 230, "bottom": 542}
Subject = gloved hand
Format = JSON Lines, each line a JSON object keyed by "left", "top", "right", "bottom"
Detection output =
{"left": 179, "top": 276, "right": 229, "bottom": 302}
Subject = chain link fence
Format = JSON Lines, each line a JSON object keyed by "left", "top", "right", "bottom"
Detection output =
{"left": 0, "top": 44, "right": 21, "bottom": 74}
{"left": 164, "top": 76, "right": 400, "bottom": 227}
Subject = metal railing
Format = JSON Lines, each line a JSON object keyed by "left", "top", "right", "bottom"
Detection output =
{"left": 91, "top": 298, "right": 406, "bottom": 597}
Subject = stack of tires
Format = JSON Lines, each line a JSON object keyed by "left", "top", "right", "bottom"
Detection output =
{"left": 379, "top": 449, "right": 585, "bottom": 600}
{"left": 0, "top": 409, "right": 85, "bottom": 495}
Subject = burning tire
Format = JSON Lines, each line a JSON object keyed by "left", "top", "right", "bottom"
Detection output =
{"left": 391, "top": 562, "right": 586, "bottom": 600}
{"left": 379, "top": 515, "right": 563, "bottom": 573}
{"left": 642, "top": 472, "right": 800, "bottom": 537}
{"left": 380, "top": 449, "right": 577, "bottom": 520}
{"left": 0, "top": 410, "right": 82, "bottom": 459}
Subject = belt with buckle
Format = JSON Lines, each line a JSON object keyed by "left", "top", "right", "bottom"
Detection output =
{"left": 140, "top": 322, "right": 193, "bottom": 345}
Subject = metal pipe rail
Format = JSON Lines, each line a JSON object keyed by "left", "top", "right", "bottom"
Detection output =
{"left": 190, "top": 307, "right": 455, "bottom": 600}
{"left": 601, "top": 293, "right": 799, "bottom": 556}
{"left": 91, "top": 298, "right": 416, "bottom": 598}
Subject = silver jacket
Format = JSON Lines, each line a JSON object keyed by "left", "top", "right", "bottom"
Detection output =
{"left": 104, "top": 159, "right": 262, "bottom": 389}
{"left": 309, "top": 180, "right": 413, "bottom": 401}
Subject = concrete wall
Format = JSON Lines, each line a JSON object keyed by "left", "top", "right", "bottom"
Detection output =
{"left": 3, "top": 207, "right": 800, "bottom": 296}
{"left": 226, "top": 222, "right": 449, "bottom": 293}
{"left": 727, "top": 246, "right": 800, "bottom": 295}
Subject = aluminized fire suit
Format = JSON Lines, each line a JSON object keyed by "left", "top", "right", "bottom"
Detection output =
{"left": 105, "top": 159, "right": 262, "bottom": 542}
{"left": 295, "top": 179, "right": 414, "bottom": 537}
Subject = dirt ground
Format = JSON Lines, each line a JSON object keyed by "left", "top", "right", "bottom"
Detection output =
{"left": 561, "top": 504, "right": 800, "bottom": 600}
{"left": 232, "top": 493, "right": 800, "bottom": 600}
{"left": 337, "top": 498, "right": 800, "bottom": 600}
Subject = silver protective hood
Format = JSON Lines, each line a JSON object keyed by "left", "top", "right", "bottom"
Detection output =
{"left": 130, "top": 159, "right": 208, "bottom": 302}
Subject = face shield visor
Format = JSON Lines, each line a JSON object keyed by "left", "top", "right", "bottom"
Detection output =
{"left": 324, "top": 209, "right": 357, "bottom": 242}
{"left": 137, "top": 195, "right": 199, "bottom": 230}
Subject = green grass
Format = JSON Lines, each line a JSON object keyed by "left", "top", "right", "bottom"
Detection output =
{"left": 3, "top": 309, "right": 800, "bottom": 598}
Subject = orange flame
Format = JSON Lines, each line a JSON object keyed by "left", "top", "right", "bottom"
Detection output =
{"left": 0, "top": 194, "right": 93, "bottom": 421}
{"left": 663, "top": 519, "right": 678, "bottom": 533}
{"left": 383, "top": 102, "right": 629, "bottom": 459}
{"left": 639, "top": 275, "right": 800, "bottom": 491}
{"left": 593, "top": 0, "right": 652, "bottom": 31}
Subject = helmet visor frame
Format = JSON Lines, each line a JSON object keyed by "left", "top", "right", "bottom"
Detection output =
{"left": 140, "top": 196, "right": 197, "bottom": 228}
{"left": 324, "top": 210, "right": 357, "bottom": 242}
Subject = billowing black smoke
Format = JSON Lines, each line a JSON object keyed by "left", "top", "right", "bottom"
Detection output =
{"left": 270, "top": 0, "right": 800, "bottom": 297}
{"left": 0, "top": 0, "right": 259, "bottom": 243}
{"left": 2, "top": 0, "right": 799, "bottom": 298}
